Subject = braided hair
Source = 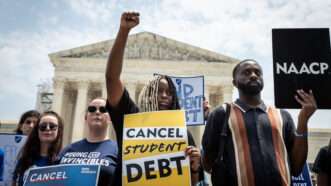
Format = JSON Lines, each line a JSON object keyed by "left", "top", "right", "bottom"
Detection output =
{"left": 138, "top": 75, "right": 180, "bottom": 112}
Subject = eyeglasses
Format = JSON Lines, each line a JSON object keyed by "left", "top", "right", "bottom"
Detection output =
{"left": 87, "top": 106, "right": 107, "bottom": 113}
{"left": 38, "top": 122, "right": 58, "bottom": 132}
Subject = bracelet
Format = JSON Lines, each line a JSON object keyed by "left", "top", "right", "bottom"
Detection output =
{"left": 294, "top": 131, "right": 308, "bottom": 138}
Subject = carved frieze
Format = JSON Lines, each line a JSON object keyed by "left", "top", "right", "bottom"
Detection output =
{"left": 53, "top": 32, "right": 233, "bottom": 62}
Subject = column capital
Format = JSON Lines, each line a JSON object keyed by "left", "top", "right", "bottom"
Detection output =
{"left": 53, "top": 79, "right": 66, "bottom": 89}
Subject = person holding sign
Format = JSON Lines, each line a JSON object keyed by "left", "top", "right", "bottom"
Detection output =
{"left": 313, "top": 138, "right": 331, "bottom": 186}
{"left": 58, "top": 98, "right": 118, "bottom": 186}
{"left": 106, "top": 12, "right": 203, "bottom": 186}
{"left": 13, "top": 111, "right": 64, "bottom": 186}
{"left": 202, "top": 59, "right": 317, "bottom": 186}
{"left": 14, "top": 110, "right": 40, "bottom": 135}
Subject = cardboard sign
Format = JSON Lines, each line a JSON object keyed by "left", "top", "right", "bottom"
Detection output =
{"left": 23, "top": 164, "right": 100, "bottom": 186}
{"left": 291, "top": 163, "right": 312, "bottom": 186}
{"left": 122, "top": 111, "right": 191, "bottom": 186}
{"left": 0, "top": 133, "right": 27, "bottom": 186}
{"left": 272, "top": 28, "right": 331, "bottom": 109}
{"left": 171, "top": 76, "right": 205, "bottom": 125}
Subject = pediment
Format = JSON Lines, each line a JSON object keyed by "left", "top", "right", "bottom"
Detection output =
{"left": 49, "top": 32, "right": 237, "bottom": 63}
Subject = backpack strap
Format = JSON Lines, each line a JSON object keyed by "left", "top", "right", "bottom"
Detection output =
{"left": 215, "top": 103, "right": 231, "bottom": 164}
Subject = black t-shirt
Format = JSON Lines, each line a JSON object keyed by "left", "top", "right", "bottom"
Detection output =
{"left": 107, "top": 89, "right": 200, "bottom": 186}
{"left": 313, "top": 146, "right": 331, "bottom": 185}
{"left": 202, "top": 100, "right": 296, "bottom": 186}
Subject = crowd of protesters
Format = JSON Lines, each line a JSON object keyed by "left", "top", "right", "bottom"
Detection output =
{"left": 0, "top": 11, "right": 329, "bottom": 186}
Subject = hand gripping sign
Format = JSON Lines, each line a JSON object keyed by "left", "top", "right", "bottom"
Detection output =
{"left": 122, "top": 110, "right": 191, "bottom": 186}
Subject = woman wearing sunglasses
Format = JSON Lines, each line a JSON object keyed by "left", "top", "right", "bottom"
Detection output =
{"left": 57, "top": 98, "right": 118, "bottom": 186}
{"left": 14, "top": 110, "right": 41, "bottom": 135}
{"left": 12, "top": 111, "right": 63, "bottom": 186}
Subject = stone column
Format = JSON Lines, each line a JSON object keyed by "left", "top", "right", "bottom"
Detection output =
{"left": 223, "top": 85, "right": 233, "bottom": 103}
{"left": 52, "top": 79, "right": 65, "bottom": 114}
{"left": 102, "top": 84, "right": 107, "bottom": 100}
{"left": 101, "top": 84, "right": 117, "bottom": 141}
{"left": 125, "top": 82, "right": 136, "bottom": 102}
{"left": 71, "top": 81, "right": 89, "bottom": 142}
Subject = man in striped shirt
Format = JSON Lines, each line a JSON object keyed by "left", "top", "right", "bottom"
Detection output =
{"left": 202, "top": 59, "right": 317, "bottom": 186}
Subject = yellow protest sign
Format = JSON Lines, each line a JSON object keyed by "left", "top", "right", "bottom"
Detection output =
{"left": 122, "top": 110, "right": 191, "bottom": 186}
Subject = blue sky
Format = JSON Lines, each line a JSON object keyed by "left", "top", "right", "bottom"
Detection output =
{"left": 0, "top": 0, "right": 330, "bottom": 128}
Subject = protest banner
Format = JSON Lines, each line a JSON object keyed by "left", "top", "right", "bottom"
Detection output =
{"left": 122, "top": 110, "right": 191, "bottom": 186}
{"left": 23, "top": 164, "right": 100, "bottom": 186}
{"left": 272, "top": 28, "right": 331, "bottom": 109}
{"left": 0, "top": 133, "right": 27, "bottom": 186}
{"left": 170, "top": 76, "right": 204, "bottom": 125}
{"left": 291, "top": 163, "right": 313, "bottom": 186}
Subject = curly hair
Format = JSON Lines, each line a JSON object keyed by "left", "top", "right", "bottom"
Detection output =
{"left": 14, "top": 111, "right": 64, "bottom": 179}
{"left": 138, "top": 75, "right": 180, "bottom": 112}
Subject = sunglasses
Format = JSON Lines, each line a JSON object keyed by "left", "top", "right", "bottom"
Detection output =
{"left": 38, "top": 122, "right": 58, "bottom": 132}
{"left": 87, "top": 106, "right": 107, "bottom": 113}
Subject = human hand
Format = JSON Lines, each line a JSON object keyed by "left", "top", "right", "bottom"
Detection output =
{"left": 185, "top": 146, "right": 201, "bottom": 172}
{"left": 295, "top": 89, "right": 317, "bottom": 122}
{"left": 120, "top": 12, "right": 140, "bottom": 31}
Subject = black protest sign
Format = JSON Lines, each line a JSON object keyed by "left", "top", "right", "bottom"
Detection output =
{"left": 272, "top": 28, "right": 331, "bottom": 109}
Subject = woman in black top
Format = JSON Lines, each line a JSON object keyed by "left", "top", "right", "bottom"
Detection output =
{"left": 106, "top": 12, "right": 203, "bottom": 186}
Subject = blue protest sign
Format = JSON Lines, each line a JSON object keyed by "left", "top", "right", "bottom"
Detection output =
{"left": 23, "top": 164, "right": 100, "bottom": 186}
{"left": 0, "top": 133, "right": 27, "bottom": 186}
{"left": 291, "top": 163, "right": 313, "bottom": 186}
{"left": 170, "top": 76, "right": 204, "bottom": 126}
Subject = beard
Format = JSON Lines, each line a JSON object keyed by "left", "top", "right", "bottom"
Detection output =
{"left": 237, "top": 80, "right": 263, "bottom": 96}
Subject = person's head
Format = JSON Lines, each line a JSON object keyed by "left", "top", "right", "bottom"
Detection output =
{"left": 85, "top": 98, "right": 110, "bottom": 132}
{"left": 15, "top": 110, "right": 41, "bottom": 135}
{"left": 28, "top": 111, "right": 64, "bottom": 152}
{"left": 232, "top": 59, "right": 264, "bottom": 97}
{"left": 16, "top": 111, "right": 63, "bottom": 176}
{"left": 138, "top": 75, "right": 180, "bottom": 112}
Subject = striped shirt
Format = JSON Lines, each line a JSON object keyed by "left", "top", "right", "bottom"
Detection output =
{"left": 202, "top": 99, "right": 296, "bottom": 186}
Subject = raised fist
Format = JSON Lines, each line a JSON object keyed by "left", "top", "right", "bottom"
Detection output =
{"left": 120, "top": 12, "right": 140, "bottom": 30}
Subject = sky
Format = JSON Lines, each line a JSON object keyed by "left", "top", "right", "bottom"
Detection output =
{"left": 0, "top": 0, "right": 330, "bottom": 128}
